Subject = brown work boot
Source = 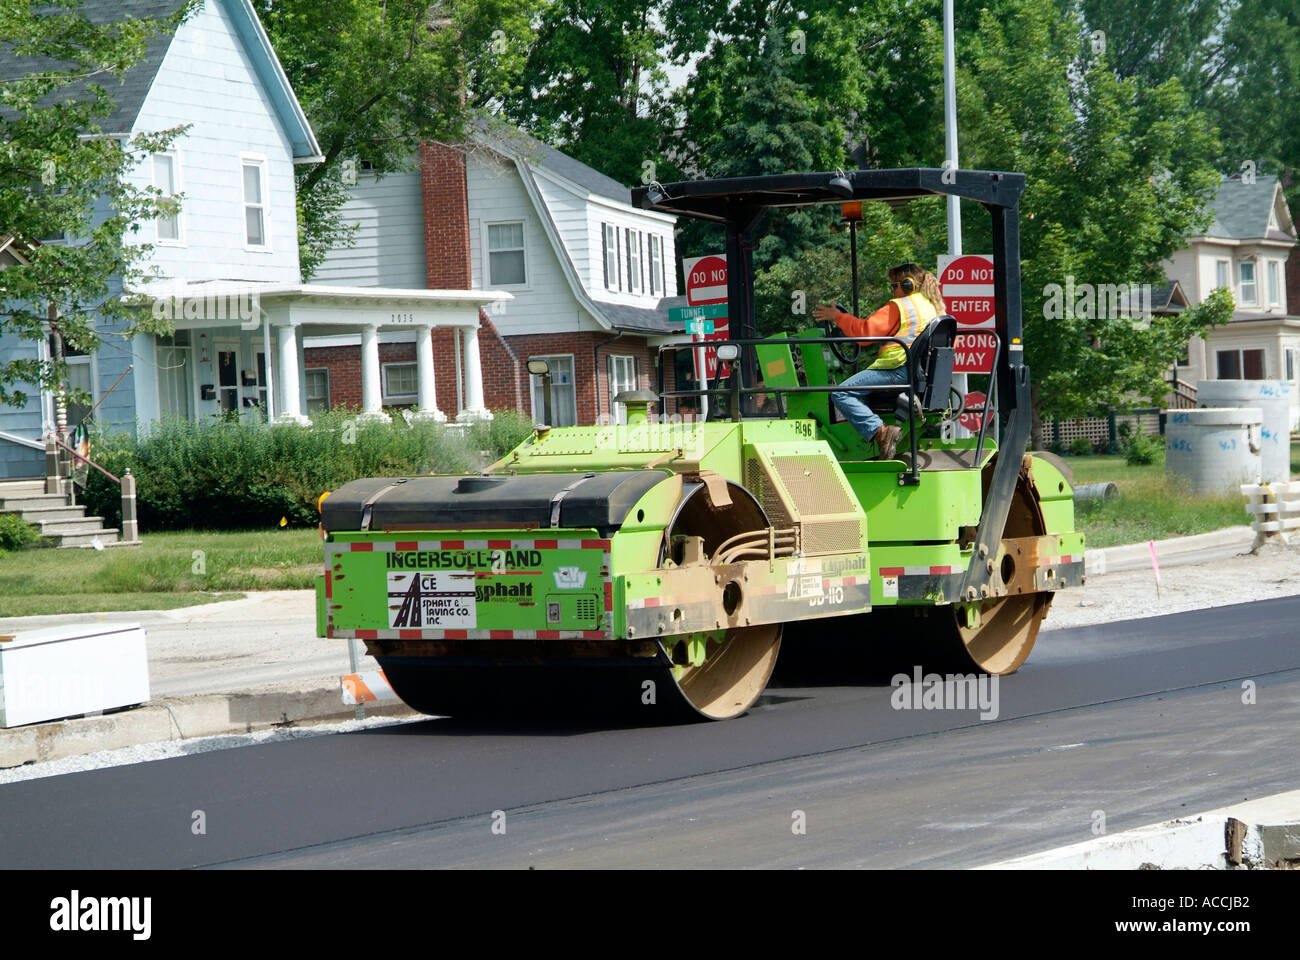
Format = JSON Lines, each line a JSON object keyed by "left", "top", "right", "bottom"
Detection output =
{"left": 873, "top": 424, "right": 902, "bottom": 461}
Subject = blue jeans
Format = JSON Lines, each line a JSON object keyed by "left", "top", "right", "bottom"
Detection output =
{"left": 831, "top": 365, "right": 909, "bottom": 439}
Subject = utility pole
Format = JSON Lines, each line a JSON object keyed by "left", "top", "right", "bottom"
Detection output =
{"left": 943, "top": 0, "right": 970, "bottom": 438}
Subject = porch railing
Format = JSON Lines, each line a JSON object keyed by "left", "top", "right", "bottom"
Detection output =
{"left": 44, "top": 433, "right": 138, "bottom": 543}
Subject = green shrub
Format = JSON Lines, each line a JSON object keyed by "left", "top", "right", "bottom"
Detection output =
{"left": 1124, "top": 431, "right": 1162, "bottom": 466}
{"left": 0, "top": 512, "right": 44, "bottom": 553}
{"left": 80, "top": 409, "right": 531, "bottom": 532}
{"left": 467, "top": 408, "right": 535, "bottom": 459}
{"left": 1068, "top": 436, "right": 1093, "bottom": 456}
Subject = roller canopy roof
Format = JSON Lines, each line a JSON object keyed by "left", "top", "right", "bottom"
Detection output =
{"left": 632, "top": 168, "right": 1025, "bottom": 223}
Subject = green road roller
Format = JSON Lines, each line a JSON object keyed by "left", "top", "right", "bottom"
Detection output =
{"left": 315, "top": 168, "right": 1082, "bottom": 721}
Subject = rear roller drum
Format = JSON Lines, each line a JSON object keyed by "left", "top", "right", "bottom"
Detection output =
{"left": 920, "top": 457, "right": 1053, "bottom": 674}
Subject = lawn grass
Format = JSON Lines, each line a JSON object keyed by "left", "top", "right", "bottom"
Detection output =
{"left": 1063, "top": 452, "right": 1250, "bottom": 548}
{"left": 0, "top": 528, "right": 322, "bottom": 617}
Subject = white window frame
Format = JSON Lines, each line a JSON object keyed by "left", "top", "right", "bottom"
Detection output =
{"left": 608, "top": 354, "right": 637, "bottom": 423}
{"left": 603, "top": 223, "right": 620, "bottom": 291}
{"left": 485, "top": 220, "right": 528, "bottom": 288}
{"left": 1268, "top": 260, "right": 1281, "bottom": 307}
{"left": 1214, "top": 259, "right": 1229, "bottom": 292}
{"left": 528, "top": 353, "right": 577, "bottom": 427}
{"left": 240, "top": 153, "right": 271, "bottom": 252}
{"left": 381, "top": 361, "right": 419, "bottom": 404}
{"left": 1238, "top": 260, "right": 1257, "bottom": 305}
{"left": 153, "top": 150, "right": 184, "bottom": 246}
{"left": 305, "top": 367, "right": 330, "bottom": 414}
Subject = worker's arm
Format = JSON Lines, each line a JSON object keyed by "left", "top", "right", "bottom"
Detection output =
{"left": 829, "top": 302, "right": 900, "bottom": 339}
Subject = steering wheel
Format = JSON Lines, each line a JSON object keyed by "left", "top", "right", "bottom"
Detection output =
{"left": 824, "top": 301, "right": 862, "bottom": 365}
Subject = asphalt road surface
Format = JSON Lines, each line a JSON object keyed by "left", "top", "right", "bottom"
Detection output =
{"left": 2, "top": 596, "right": 1297, "bottom": 869}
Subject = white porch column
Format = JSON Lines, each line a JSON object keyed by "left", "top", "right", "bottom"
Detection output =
{"left": 275, "top": 324, "right": 308, "bottom": 424}
{"left": 456, "top": 321, "right": 491, "bottom": 422}
{"left": 409, "top": 324, "right": 446, "bottom": 422}
{"left": 359, "top": 324, "right": 390, "bottom": 422}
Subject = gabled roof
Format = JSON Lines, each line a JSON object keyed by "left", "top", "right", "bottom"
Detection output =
{"left": 0, "top": 0, "right": 187, "bottom": 134}
{"left": 1149, "top": 280, "right": 1188, "bottom": 314}
{"left": 1207, "top": 175, "right": 1295, "bottom": 241}
{"left": 472, "top": 116, "right": 680, "bottom": 335}
{"left": 0, "top": 0, "right": 321, "bottom": 161}
{"left": 472, "top": 115, "right": 632, "bottom": 204}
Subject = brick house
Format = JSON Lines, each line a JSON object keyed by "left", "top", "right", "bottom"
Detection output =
{"left": 307, "top": 116, "right": 688, "bottom": 425}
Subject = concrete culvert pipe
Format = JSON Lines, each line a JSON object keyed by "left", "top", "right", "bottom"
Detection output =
{"left": 1073, "top": 481, "right": 1120, "bottom": 501}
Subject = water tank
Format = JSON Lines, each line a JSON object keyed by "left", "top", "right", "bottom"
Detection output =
{"left": 1164, "top": 407, "right": 1262, "bottom": 495}
{"left": 1197, "top": 379, "right": 1292, "bottom": 481}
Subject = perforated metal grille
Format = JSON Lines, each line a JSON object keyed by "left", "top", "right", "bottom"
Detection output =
{"left": 801, "top": 519, "right": 863, "bottom": 556}
{"left": 575, "top": 596, "right": 599, "bottom": 623}
{"left": 745, "top": 456, "right": 792, "bottom": 527}
{"left": 771, "top": 455, "right": 857, "bottom": 516}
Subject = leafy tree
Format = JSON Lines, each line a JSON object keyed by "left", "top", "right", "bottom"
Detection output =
{"left": 257, "top": 0, "right": 537, "bottom": 279}
{"left": 0, "top": 0, "right": 194, "bottom": 409}
{"left": 955, "top": 0, "right": 1229, "bottom": 439}
{"left": 497, "top": 0, "right": 674, "bottom": 190}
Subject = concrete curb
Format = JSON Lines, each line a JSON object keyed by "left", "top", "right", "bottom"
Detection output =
{"left": 0, "top": 684, "right": 417, "bottom": 770}
{"left": 977, "top": 790, "right": 1300, "bottom": 870}
{"left": 1085, "top": 525, "right": 1257, "bottom": 575}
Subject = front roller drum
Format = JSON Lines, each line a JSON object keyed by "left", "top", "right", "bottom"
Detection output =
{"left": 376, "top": 629, "right": 780, "bottom": 724}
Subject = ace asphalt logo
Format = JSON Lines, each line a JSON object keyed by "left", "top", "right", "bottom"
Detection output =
{"left": 553, "top": 566, "right": 587, "bottom": 589}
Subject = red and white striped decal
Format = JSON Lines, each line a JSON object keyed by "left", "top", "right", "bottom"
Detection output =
{"left": 1037, "top": 554, "right": 1082, "bottom": 566}
{"left": 335, "top": 628, "right": 609, "bottom": 641}
{"left": 333, "top": 538, "right": 611, "bottom": 552}
{"left": 879, "top": 565, "right": 959, "bottom": 577}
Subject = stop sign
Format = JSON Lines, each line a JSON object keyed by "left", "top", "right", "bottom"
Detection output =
{"left": 939, "top": 254, "right": 996, "bottom": 327}
{"left": 684, "top": 254, "right": 728, "bottom": 306}
{"left": 958, "top": 391, "right": 993, "bottom": 432}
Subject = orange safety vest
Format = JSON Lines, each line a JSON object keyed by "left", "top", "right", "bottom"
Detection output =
{"left": 870, "top": 293, "right": 938, "bottom": 370}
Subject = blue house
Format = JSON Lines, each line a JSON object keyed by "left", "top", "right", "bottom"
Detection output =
{"left": 0, "top": 0, "right": 506, "bottom": 482}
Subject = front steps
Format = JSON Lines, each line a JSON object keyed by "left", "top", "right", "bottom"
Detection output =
{"left": 0, "top": 480, "right": 129, "bottom": 548}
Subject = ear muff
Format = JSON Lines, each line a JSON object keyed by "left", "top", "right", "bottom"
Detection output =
{"left": 898, "top": 276, "right": 915, "bottom": 295}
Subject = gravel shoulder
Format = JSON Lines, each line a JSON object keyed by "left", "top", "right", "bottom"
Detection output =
{"left": 1044, "top": 538, "right": 1300, "bottom": 631}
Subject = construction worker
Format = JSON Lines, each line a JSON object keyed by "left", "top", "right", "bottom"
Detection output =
{"left": 812, "top": 262, "right": 945, "bottom": 460}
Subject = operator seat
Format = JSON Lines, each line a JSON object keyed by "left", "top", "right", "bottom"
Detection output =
{"left": 862, "top": 315, "right": 958, "bottom": 420}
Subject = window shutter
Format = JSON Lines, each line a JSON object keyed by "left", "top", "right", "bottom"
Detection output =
{"left": 602, "top": 224, "right": 609, "bottom": 289}
{"left": 625, "top": 228, "right": 632, "bottom": 293}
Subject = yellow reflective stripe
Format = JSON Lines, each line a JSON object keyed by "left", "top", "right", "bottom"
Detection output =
{"left": 898, "top": 296, "right": 920, "bottom": 341}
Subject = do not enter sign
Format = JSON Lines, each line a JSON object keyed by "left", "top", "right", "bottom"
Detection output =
{"left": 684, "top": 254, "right": 728, "bottom": 306}
{"left": 939, "top": 254, "right": 995, "bottom": 327}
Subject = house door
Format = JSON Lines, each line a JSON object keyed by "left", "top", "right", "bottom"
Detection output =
{"left": 216, "top": 340, "right": 240, "bottom": 416}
